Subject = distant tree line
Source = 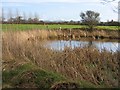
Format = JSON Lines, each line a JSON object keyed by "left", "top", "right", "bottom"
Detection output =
{"left": 0, "top": 9, "right": 119, "bottom": 26}
{"left": 1, "top": 14, "right": 41, "bottom": 24}
{"left": 1, "top": 17, "right": 119, "bottom": 26}
{"left": 99, "top": 20, "right": 119, "bottom": 26}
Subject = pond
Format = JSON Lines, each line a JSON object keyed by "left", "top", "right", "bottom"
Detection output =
{"left": 43, "top": 39, "right": 119, "bottom": 52}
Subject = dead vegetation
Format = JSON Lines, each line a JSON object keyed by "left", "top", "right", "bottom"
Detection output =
{"left": 51, "top": 82, "right": 80, "bottom": 89}
{"left": 2, "top": 30, "right": 119, "bottom": 88}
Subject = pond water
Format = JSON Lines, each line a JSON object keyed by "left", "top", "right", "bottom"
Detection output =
{"left": 44, "top": 40, "right": 119, "bottom": 52}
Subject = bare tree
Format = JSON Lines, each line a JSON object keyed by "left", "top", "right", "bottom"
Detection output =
{"left": 33, "top": 12, "right": 39, "bottom": 23}
{"left": 80, "top": 10, "right": 100, "bottom": 32}
{"left": 23, "top": 12, "right": 27, "bottom": 23}
{"left": 27, "top": 12, "right": 33, "bottom": 23}
{"left": 15, "top": 9, "right": 22, "bottom": 24}
{"left": 16, "top": 16, "right": 22, "bottom": 24}
{"left": 80, "top": 10, "right": 100, "bottom": 47}
{"left": 1, "top": 8, "right": 5, "bottom": 23}
{"left": 100, "top": 0, "right": 118, "bottom": 13}
{"left": 7, "top": 9, "right": 14, "bottom": 23}
{"left": 16, "top": 9, "right": 19, "bottom": 18}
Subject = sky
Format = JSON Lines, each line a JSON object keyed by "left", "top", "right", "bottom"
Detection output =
{"left": 1, "top": 0, "right": 119, "bottom": 22}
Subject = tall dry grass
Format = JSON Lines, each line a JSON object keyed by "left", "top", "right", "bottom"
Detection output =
{"left": 2, "top": 30, "right": 119, "bottom": 88}
{"left": 60, "top": 29, "right": 119, "bottom": 39}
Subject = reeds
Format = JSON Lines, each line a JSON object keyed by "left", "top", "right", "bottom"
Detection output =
{"left": 2, "top": 30, "right": 119, "bottom": 88}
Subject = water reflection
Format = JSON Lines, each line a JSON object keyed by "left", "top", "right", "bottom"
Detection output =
{"left": 44, "top": 40, "right": 119, "bottom": 52}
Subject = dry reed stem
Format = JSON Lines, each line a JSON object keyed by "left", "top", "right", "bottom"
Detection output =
{"left": 2, "top": 30, "right": 119, "bottom": 87}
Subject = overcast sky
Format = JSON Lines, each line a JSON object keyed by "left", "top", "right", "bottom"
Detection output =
{"left": 2, "top": 0, "right": 119, "bottom": 21}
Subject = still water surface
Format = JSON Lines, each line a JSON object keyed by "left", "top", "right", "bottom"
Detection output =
{"left": 44, "top": 40, "right": 119, "bottom": 52}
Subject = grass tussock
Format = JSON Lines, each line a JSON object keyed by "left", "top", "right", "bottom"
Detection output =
{"left": 3, "top": 63, "right": 67, "bottom": 88}
{"left": 2, "top": 30, "right": 119, "bottom": 88}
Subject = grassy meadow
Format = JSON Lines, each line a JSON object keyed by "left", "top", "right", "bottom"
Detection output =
{"left": 2, "top": 24, "right": 119, "bottom": 31}
{"left": 2, "top": 30, "right": 119, "bottom": 88}
{"left": 2, "top": 24, "right": 85, "bottom": 31}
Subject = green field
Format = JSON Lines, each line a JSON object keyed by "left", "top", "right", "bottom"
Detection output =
{"left": 96, "top": 26, "right": 119, "bottom": 30}
{"left": 2, "top": 24, "right": 85, "bottom": 31}
{"left": 2, "top": 24, "right": 118, "bottom": 31}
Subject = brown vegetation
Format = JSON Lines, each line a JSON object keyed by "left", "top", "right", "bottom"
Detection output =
{"left": 60, "top": 29, "right": 119, "bottom": 39}
{"left": 2, "top": 30, "right": 119, "bottom": 88}
{"left": 51, "top": 82, "right": 80, "bottom": 89}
